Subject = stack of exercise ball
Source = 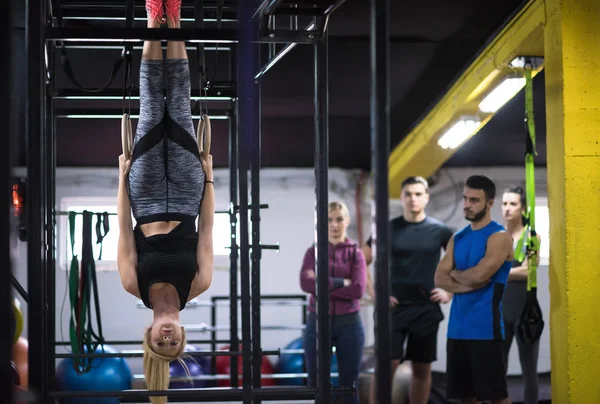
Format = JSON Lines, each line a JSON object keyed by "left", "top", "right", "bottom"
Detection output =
{"left": 55, "top": 345, "right": 132, "bottom": 404}
{"left": 169, "top": 344, "right": 210, "bottom": 388}
{"left": 275, "top": 336, "right": 339, "bottom": 386}
{"left": 11, "top": 298, "right": 28, "bottom": 397}
{"left": 215, "top": 344, "right": 276, "bottom": 387}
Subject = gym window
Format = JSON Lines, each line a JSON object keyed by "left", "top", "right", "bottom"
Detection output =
{"left": 210, "top": 212, "right": 238, "bottom": 257}
{"left": 58, "top": 197, "right": 237, "bottom": 271}
{"left": 534, "top": 201, "right": 550, "bottom": 266}
{"left": 59, "top": 197, "right": 120, "bottom": 272}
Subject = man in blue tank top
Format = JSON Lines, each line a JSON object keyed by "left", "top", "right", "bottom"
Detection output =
{"left": 434, "top": 175, "right": 514, "bottom": 404}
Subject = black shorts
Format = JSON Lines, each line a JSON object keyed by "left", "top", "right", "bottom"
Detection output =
{"left": 391, "top": 325, "right": 438, "bottom": 363}
{"left": 446, "top": 339, "right": 508, "bottom": 401}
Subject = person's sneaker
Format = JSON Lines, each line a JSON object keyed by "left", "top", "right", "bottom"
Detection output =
{"left": 146, "top": 0, "right": 165, "bottom": 24}
{"left": 164, "top": 0, "right": 182, "bottom": 26}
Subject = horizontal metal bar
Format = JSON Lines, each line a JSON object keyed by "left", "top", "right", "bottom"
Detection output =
{"left": 137, "top": 296, "right": 306, "bottom": 309}
{"left": 62, "top": 16, "right": 236, "bottom": 23}
{"left": 50, "top": 386, "right": 355, "bottom": 401}
{"left": 260, "top": 243, "right": 280, "bottom": 251}
{"left": 54, "top": 84, "right": 236, "bottom": 99}
{"left": 45, "top": 27, "right": 238, "bottom": 43}
{"left": 59, "top": 2, "right": 235, "bottom": 11}
{"left": 261, "top": 29, "right": 318, "bottom": 44}
{"left": 213, "top": 294, "right": 307, "bottom": 301}
{"left": 184, "top": 324, "right": 305, "bottom": 332}
{"left": 55, "top": 95, "right": 234, "bottom": 101}
{"left": 55, "top": 338, "right": 233, "bottom": 346}
{"left": 55, "top": 112, "right": 230, "bottom": 120}
{"left": 55, "top": 350, "right": 279, "bottom": 359}
{"left": 233, "top": 203, "right": 270, "bottom": 211}
{"left": 255, "top": 21, "right": 315, "bottom": 79}
{"left": 133, "top": 372, "right": 340, "bottom": 381}
{"left": 60, "top": 44, "right": 230, "bottom": 51}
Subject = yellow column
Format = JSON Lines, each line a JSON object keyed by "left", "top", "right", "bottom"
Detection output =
{"left": 544, "top": 0, "right": 600, "bottom": 403}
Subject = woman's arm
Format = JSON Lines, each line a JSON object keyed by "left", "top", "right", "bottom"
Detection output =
{"left": 191, "top": 155, "right": 215, "bottom": 299}
{"left": 117, "top": 156, "right": 140, "bottom": 298}
{"left": 508, "top": 234, "right": 541, "bottom": 281}
{"left": 299, "top": 247, "right": 344, "bottom": 294}
{"left": 330, "top": 247, "right": 367, "bottom": 300}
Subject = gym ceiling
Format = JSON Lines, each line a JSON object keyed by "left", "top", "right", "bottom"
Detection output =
{"left": 14, "top": 0, "right": 546, "bottom": 172}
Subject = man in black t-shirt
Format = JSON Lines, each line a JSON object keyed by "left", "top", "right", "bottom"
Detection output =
{"left": 363, "top": 176, "right": 453, "bottom": 404}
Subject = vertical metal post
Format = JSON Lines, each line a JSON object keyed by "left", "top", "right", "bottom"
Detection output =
{"left": 314, "top": 32, "right": 331, "bottom": 403}
{"left": 45, "top": 57, "right": 57, "bottom": 397}
{"left": 237, "top": 1, "right": 259, "bottom": 402}
{"left": 250, "top": 71, "right": 263, "bottom": 404}
{"left": 371, "top": 1, "right": 392, "bottom": 403}
{"left": 27, "top": 0, "right": 48, "bottom": 401}
{"left": 210, "top": 296, "right": 217, "bottom": 381}
{"left": 229, "top": 104, "right": 240, "bottom": 387}
{"left": 1, "top": 0, "right": 14, "bottom": 401}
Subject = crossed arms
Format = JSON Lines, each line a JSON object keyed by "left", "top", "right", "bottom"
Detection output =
{"left": 434, "top": 232, "right": 514, "bottom": 293}
{"left": 299, "top": 247, "right": 367, "bottom": 300}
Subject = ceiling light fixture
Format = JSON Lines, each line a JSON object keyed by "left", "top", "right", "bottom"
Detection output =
{"left": 478, "top": 77, "right": 526, "bottom": 113}
{"left": 437, "top": 118, "right": 481, "bottom": 150}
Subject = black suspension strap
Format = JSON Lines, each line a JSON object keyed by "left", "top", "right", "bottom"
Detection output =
{"left": 58, "top": 0, "right": 135, "bottom": 93}
{"left": 95, "top": 212, "right": 110, "bottom": 261}
{"left": 517, "top": 62, "right": 545, "bottom": 345}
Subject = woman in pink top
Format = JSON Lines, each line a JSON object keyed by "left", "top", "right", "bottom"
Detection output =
{"left": 300, "top": 201, "right": 367, "bottom": 404}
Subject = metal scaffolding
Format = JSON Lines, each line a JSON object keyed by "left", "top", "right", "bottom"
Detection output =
{"left": 10, "top": 0, "right": 393, "bottom": 403}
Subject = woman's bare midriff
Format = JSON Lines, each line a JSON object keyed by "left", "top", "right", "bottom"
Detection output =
{"left": 139, "top": 221, "right": 181, "bottom": 237}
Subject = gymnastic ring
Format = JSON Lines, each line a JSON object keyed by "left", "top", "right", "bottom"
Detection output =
{"left": 198, "top": 114, "right": 211, "bottom": 159}
{"left": 121, "top": 113, "right": 133, "bottom": 159}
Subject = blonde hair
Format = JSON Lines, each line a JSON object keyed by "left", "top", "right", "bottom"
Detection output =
{"left": 142, "top": 327, "right": 188, "bottom": 404}
{"left": 328, "top": 201, "right": 350, "bottom": 221}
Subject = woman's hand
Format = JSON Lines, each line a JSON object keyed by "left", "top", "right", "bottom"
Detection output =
{"left": 201, "top": 154, "right": 213, "bottom": 182}
{"left": 119, "top": 154, "right": 131, "bottom": 179}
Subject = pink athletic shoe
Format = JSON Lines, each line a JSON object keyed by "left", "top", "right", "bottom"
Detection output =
{"left": 146, "top": 0, "right": 165, "bottom": 24}
{"left": 164, "top": 0, "right": 182, "bottom": 26}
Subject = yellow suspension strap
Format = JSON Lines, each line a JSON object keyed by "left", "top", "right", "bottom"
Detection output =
{"left": 517, "top": 62, "right": 544, "bottom": 344}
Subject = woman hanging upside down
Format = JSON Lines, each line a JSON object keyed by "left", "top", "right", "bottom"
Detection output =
{"left": 117, "top": 0, "right": 214, "bottom": 401}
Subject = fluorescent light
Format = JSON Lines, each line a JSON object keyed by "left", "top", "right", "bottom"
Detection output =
{"left": 437, "top": 118, "right": 481, "bottom": 150}
{"left": 478, "top": 77, "right": 526, "bottom": 113}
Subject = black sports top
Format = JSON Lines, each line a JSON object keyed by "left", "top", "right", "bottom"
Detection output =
{"left": 135, "top": 219, "right": 198, "bottom": 311}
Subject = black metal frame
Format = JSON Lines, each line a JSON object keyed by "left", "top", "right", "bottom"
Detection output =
{"left": 20, "top": 0, "right": 392, "bottom": 402}
{"left": 1, "top": 0, "right": 14, "bottom": 401}
{"left": 371, "top": 1, "right": 392, "bottom": 403}
{"left": 27, "top": 0, "right": 49, "bottom": 402}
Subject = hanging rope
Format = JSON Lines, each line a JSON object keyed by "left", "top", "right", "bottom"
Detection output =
{"left": 515, "top": 62, "right": 544, "bottom": 345}
{"left": 68, "top": 211, "right": 107, "bottom": 374}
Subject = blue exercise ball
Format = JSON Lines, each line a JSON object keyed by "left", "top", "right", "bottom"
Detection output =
{"left": 169, "top": 345, "right": 209, "bottom": 388}
{"left": 55, "top": 345, "right": 132, "bottom": 404}
{"left": 276, "top": 337, "right": 339, "bottom": 386}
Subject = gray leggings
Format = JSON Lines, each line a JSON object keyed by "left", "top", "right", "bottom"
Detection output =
{"left": 503, "top": 280, "right": 540, "bottom": 404}
{"left": 127, "top": 59, "right": 204, "bottom": 224}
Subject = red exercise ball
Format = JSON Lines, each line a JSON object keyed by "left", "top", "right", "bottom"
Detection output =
{"left": 215, "top": 345, "right": 276, "bottom": 387}
{"left": 12, "top": 337, "right": 28, "bottom": 389}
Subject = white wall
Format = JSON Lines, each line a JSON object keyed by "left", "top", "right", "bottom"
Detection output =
{"left": 12, "top": 166, "right": 551, "bottom": 378}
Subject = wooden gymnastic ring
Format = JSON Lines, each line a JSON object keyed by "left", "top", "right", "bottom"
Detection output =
{"left": 121, "top": 113, "right": 133, "bottom": 158}
{"left": 197, "top": 114, "right": 211, "bottom": 159}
